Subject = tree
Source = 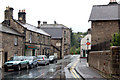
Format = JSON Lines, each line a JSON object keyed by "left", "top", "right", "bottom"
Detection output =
{"left": 111, "top": 32, "right": 120, "bottom": 46}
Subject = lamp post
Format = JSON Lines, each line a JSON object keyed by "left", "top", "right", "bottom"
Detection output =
{"left": 86, "top": 38, "right": 89, "bottom": 67}
{"left": 78, "top": 37, "right": 81, "bottom": 55}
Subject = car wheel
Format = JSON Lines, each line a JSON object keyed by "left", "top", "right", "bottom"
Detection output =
{"left": 26, "top": 64, "right": 29, "bottom": 70}
{"left": 31, "top": 64, "right": 34, "bottom": 68}
{"left": 44, "top": 63, "right": 46, "bottom": 66}
{"left": 5, "top": 68, "right": 8, "bottom": 72}
{"left": 18, "top": 65, "right": 21, "bottom": 71}
{"left": 36, "top": 63, "right": 38, "bottom": 67}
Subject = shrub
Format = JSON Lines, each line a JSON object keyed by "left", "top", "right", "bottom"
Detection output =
{"left": 111, "top": 32, "right": 120, "bottom": 46}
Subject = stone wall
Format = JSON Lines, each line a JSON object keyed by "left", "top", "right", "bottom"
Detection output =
{"left": 89, "top": 46, "right": 120, "bottom": 79}
{"left": 10, "top": 19, "right": 25, "bottom": 34}
{"left": 91, "top": 21, "right": 119, "bottom": 45}
{"left": 2, "top": 32, "right": 24, "bottom": 67}
{"left": 51, "top": 39, "right": 62, "bottom": 59}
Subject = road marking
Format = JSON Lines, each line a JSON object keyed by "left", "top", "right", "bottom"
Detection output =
{"left": 70, "top": 68, "right": 78, "bottom": 79}
{"left": 35, "top": 73, "right": 45, "bottom": 78}
{"left": 70, "top": 58, "right": 81, "bottom": 80}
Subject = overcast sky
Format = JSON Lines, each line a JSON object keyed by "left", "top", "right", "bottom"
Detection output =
{"left": 0, "top": 0, "right": 119, "bottom": 32}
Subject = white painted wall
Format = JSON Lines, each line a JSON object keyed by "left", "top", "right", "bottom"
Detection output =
{"left": 80, "top": 34, "right": 91, "bottom": 57}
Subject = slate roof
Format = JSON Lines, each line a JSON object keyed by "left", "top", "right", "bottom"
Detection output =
{"left": 40, "top": 24, "right": 68, "bottom": 39}
{"left": 0, "top": 24, "right": 21, "bottom": 36}
{"left": 89, "top": 3, "right": 120, "bottom": 21}
{"left": 14, "top": 20, "right": 51, "bottom": 37}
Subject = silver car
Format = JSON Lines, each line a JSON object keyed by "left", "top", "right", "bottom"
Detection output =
{"left": 24, "top": 56, "right": 38, "bottom": 68}
{"left": 37, "top": 55, "right": 49, "bottom": 65}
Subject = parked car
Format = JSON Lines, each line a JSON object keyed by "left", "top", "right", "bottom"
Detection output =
{"left": 37, "top": 55, "right": 49, "bottom": 65}
{"left": 4, "top": 56, "right": 29, "bottom": 71}
{"left": 49, "top": 55, "right": 57, "bottom": 63}
{"left": 24, "top": 56, "right": 38, "bottom": 68}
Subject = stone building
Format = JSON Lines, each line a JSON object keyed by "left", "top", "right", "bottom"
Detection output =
{"left": 0, "top": 24, "right": 24, "bottom": 68}
{"left": 40, "top": 21, "right": 71, "bottom": 59}
{"left": 2, "top": 7, "right": 51, "bottom": 59}
{"left": 89, "top": 1, "right": 120, "bottom": 51}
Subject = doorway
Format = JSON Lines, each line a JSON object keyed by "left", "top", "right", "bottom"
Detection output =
{"left": 32, "top": 49, "right": 35, "bottom": 56}
{"left": 4, "top": 52, "right": 8, "bottom": 63}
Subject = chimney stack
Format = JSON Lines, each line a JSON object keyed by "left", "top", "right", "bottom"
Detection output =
{"left": 4, "top": 6, "right": 14, "bottom": 20}
{"left": 54, "top": 21, "right": 57, "bottom": 24}
{"left": 87, "top": 28, "right": 91, "bottom": 34}
{"left": 37, "top": 21, "right": 41, "bottom": 28}
{"left": 18, "top": 9, "right": 26, "bottom": 24}
{"left": 109, "top": 0, "right": 117, "bottom": 4}
{"left": 43, "top": 21, "right": 47, "bottom": 25}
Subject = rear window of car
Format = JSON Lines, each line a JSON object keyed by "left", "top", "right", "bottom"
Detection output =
{"left": 37, "top": 56, "right": 43, "bottom": 59}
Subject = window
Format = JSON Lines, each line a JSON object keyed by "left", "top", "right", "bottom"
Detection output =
{"left": 64, "top": 31, "right": 67, "bottom": 37}
{"left": 64, "top": 38, "right": 67, "bottom": 43}
{"left": 29, "top": 33, "right": 32, "bottom": 43}
{"left": 64, "top": 31, "right": 66, "bottom": 34}
{"left": 14, "top": 37, "right": 18, "bottom": 46}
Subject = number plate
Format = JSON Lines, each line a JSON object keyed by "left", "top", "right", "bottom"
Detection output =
{"left": 7, "top": 65, "right": 12, "bottom": 67}
{"left": 38, "top": 60, "right": 40, "bottom": 62}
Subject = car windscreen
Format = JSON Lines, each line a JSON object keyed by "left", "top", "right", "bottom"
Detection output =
{"left": 13, "top": 56, "right": 23, "bottom": 61}
{"left": 49, "top": 56, "right": 54, "bottom": 59}
{"left": 37, "top": 56, "right": 44, "bottom": 59}
{"left": 25, "top": 57, "right": 34, "bottom": 60}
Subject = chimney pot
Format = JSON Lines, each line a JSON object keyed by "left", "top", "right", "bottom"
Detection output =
{"left": 23, "top": 9, "right": 25, "bottom": 12}
{"left": 54, "top": 21, "right": 57, "bottom": 24}
{"left": 43, "top": 21, "right": 47, "bottom": 24}
{"left": 38, "top": 21, "right": 41, "bottom": 28}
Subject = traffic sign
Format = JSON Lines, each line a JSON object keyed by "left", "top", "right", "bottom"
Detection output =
{"left": 86, "top": 42, "right": 91, "bottom": 45}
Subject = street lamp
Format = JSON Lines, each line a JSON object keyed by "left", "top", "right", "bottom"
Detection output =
{"left": 86, "top": 38, "right": 89, "bottom": 67}
{"left": 78, "top": 37, "right": 81, "bottom": 54}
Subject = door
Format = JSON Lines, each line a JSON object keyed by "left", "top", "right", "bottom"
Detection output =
{"left": 32, "top": 49, "right": 35, "bottom": 56}
{"left": 83, "top": 50, "right": 86, "bottom": 57}
{"left": 4, "top": 52, "right": 8, "bottom": 63}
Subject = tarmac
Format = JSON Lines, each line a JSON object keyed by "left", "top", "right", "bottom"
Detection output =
{"left": 74, "top": 58, "right": 107, "bottom": 80}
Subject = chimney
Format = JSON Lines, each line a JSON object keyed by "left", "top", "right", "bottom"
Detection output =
{"left": 109, "top": 0, "right": 118, "bottom": 4}
{"left": 87, "top": 28, "right": 91, "bottom": 34}
{"left": 18, "top": 9, "right": 26, "bottom": 24}
{"left": 54, "top": 21, "right": 57, "bottom": 24}
{"left": 4, "top": 6, "right": 14, "bottom": 20}
{"left": 37, "top": 21, "right": 41, "bottom": 28}
{"left": 43, "top": 21, "right": 47, "bottom": 25}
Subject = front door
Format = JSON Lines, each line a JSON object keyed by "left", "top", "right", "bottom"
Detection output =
{"left": 32, "top": 49, "right": 35, "bottom": 56}
{"left": 4, "top": 52, "right": 8, "bottom": 63}
{"left": 83, "top": 50, "right": 86, "bottom": 57}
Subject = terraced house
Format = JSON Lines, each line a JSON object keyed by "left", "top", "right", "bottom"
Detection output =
{"left": 40, "top": 21, "right": 71, "bottom": 59}
{"left": 0, "top": 7, "right": 51, "bottom": 68}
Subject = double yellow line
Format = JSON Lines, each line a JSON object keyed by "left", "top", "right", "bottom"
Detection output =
{"left": 70, "top": 58, "right": 81, "bottom": 80}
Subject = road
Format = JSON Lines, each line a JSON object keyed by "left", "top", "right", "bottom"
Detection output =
{"left": 1, "top": 55, "right": 81, "bottom": 80}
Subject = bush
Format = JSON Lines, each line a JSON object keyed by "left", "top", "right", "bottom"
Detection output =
{"left": 111, "top": 32, "right": 120, "bottom": 46}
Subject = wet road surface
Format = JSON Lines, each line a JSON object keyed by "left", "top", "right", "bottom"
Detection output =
{"left": 1, "top": 55, "right": 79, "bottom": 79}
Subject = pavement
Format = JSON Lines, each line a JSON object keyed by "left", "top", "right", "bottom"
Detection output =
{"left": 75, "top": 58, "right": 107, "bottom": 80}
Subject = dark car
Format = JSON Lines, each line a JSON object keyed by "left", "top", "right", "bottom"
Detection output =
{"left": 24, "top": 56, "right": 38, "bottom": 68}
{"left": 49, "top": 55, "right": 57, "bottom": 63}
{"left": 4, "top": 56, "right": 29, "bottom": 71}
